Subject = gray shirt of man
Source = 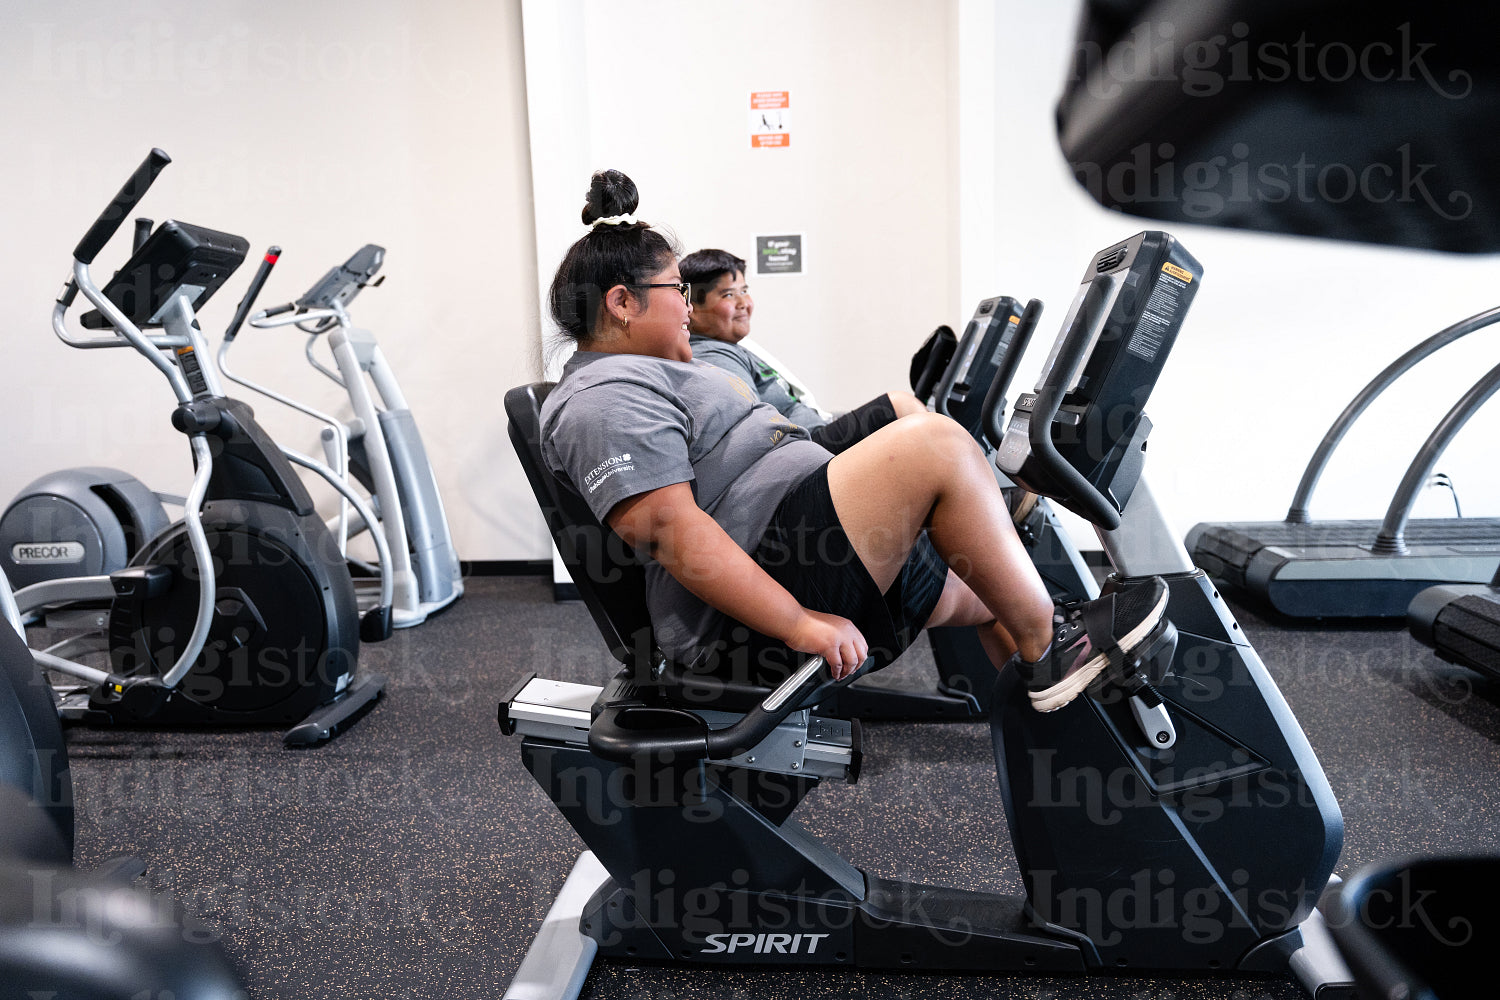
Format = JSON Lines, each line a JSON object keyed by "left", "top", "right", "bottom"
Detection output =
{"left": 689, "top": 334, "right": 828, "bottom": 430}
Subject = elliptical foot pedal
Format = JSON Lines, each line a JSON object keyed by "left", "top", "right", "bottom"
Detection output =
{"left": 360, "top": 605, "right": 393, "bottom": 642}
{"left": 283, "top": 672, "right": 385, "bottom": 747}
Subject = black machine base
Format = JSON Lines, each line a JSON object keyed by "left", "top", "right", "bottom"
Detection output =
{"left": 282, "top": 671, "right": 385, "bottom": 747}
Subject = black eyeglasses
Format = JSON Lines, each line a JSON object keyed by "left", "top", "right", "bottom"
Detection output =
{"left": 637, "top": 282, "right": 691, "bottom": 304}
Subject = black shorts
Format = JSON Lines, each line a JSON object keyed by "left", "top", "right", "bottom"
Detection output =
{"left": 809, "top": 394, "right": 898, "bottom": 455}
{"left": 728, "top": 461, "right": 949, "bottom": 685}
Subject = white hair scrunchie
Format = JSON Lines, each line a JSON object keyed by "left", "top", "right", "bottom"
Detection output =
{"left": 590, "top": 214, "right": 638, "bottom": 228}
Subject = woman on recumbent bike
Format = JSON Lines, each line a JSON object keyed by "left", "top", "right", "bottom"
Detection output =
{"left": 540, "top": 169, "right": 1170, "bottom": 712}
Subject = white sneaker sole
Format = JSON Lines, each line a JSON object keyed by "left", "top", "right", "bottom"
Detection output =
{"left": 1029, "top": 586, "right": 1170, "bottom": 713}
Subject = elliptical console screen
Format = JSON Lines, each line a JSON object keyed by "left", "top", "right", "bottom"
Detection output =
{"left": 296, "top": 244, "right": 385, "bottom": 311}
{"left": 81, "top": 221, "right": 249, "bottom": 329}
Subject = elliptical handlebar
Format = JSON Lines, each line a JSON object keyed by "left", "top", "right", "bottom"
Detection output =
{"left": 73, "top": 149, "right": 171, "bottom": 265}
{"left": 224, "top": 247, "right": 282, "bottom": 342}
{"left": 1024, "top": 278, "right": 1123, "bottom": 530}
{"left": 249, "top": 304, "right": 346, "bottom": 331}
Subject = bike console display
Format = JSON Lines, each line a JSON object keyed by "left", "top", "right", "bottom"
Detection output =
{"left": 997, "top": 232, "right": 1201, "bottom": 527}
{"left": 81, "top": 220, "right": 249, "bottom": 329}
{"left": 932, "top": 296, "right": 1026, "bottom": 444}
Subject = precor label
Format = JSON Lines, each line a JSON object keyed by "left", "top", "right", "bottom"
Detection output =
{"left": 12, "top": 542, "right": 86, "bottom": 564}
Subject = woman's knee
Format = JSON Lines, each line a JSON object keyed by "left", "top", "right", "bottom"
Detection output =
{"left": 885, "top": 410, "right": 968, "bottom": 444}
{"left": 898, "top": 412, "right": 987, "bottom": 470}
{"left": 888, "top": 389, "right": 927, "bottom": 419}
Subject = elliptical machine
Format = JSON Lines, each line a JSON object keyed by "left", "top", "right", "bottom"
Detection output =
{"left": 499, "top": 231, "right": 1349, "bottom": 998}
{"left": 216, "top": 243, "right": 464, "bottom": 628}
{"left": 15, "top": 148, "right": 387, "bottom": 746}
{"left": 0, "top": 466, "right": 172, "bottom": 593}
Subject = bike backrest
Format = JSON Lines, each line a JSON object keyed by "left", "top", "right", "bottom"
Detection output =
{"left": 506, "top": 382, "right": 800, "bottom": 711}
{"left": 504, "top": 383, "right": 657, "bottom": 671}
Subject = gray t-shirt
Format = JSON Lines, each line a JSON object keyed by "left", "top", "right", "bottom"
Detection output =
{"left": 540, "top": 351, "right": 831, "bottom": 665}
{"left": 690, "top": 334, "right": 828, "bottom": 430}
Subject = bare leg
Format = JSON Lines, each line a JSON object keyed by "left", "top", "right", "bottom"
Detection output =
{"left": 923, "top": 569, "right": 1026, "bottom": 667}
{"left": 887, "top": 389, "right": 927, "bottom": 419}
{"left": 824, "top": 412, "right": 1054, "bottom": 662}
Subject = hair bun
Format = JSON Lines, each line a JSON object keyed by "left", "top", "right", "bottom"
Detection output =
{"left": 581, "top": 169, "right": 641, "bottom": 226}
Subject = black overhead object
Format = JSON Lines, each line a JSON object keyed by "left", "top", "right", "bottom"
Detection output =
{"left": 1327, "top": 855, "right": 1500, "bottom": 1000}
{"left": 1057, "top": 1, "right": 1500, "bottom": 252}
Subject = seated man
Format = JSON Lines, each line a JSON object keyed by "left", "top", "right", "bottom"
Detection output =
{"left": 680, "top": 249, "right": 926, "bottom": 455}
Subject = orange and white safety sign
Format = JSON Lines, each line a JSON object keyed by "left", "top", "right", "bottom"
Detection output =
{"left": 750, "top": 91, "right": 790, "bottom": 148}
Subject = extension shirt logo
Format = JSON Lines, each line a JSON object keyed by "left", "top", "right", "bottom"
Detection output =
{"left": 584, "top": 453, "right": 634, "bottom": 493}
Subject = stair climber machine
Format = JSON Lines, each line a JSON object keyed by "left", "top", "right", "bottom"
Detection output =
{"left": 16, "top": 148, "right": 389, "bottom": 746}
{"left": 216, "top": 243, "right": 464, "bottom": 628}
{"left": 498, "top": 231, "right": 1352, "bottom": 999}
{"left": 1186, "top": 304, "right": 1500, "bottom": 620}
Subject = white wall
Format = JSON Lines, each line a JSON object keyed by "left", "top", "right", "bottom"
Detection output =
{"left": 525, "top": 0, "right": 959, "bottom": 418}
{"left": 1, "top": 2, "right": 1493, "bottom": 565}
{"left": 0, "top": 0, "right": 543, "bottom": 561}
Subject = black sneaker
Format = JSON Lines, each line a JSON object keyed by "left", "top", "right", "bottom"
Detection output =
{"left": 1016, "top": 576, "right": 1171, "bottom": 712}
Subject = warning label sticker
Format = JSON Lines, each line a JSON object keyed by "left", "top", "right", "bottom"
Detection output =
{"left": 1128, "top": 273, "right": 1187, "bottom": 363}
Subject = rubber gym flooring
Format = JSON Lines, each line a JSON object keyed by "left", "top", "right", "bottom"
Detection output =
{"left": 64, "top": 575, "right": 1500, "bottom": 999}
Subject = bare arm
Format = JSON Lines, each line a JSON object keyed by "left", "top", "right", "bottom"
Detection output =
{"left": 607, "top": 482, "right": 868, "bottom": 678}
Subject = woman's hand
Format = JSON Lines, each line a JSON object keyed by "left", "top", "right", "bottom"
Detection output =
{"left": 609, "top": 485, "right": 870, "bottom": 679}
{"left": 785, "top": 610, "right": 868, "bottom": 680}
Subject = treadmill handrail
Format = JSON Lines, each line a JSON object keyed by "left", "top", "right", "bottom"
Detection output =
{"left": 1286, "top": 304, "right": 1500, "bottom": 522}
{"left": 1372, "top": 360, "right": 1500, "bottom": 554}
